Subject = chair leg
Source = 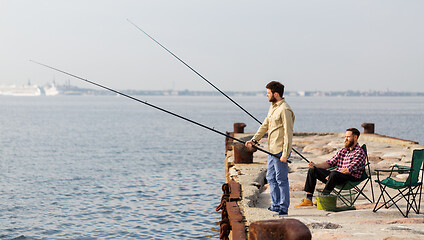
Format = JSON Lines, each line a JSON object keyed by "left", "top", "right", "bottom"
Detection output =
{"left": 406, "top": 185, "right": 421, "bottom": 214}
{"left": 374, "top": 184, "right": 407, "bottom": 217}
{"left": 406, "top": 188, "right": 412, "bottom": 217}
{"left": 373, "top": 184, "right": 387, "bottom": 212}
{"left": 370, "top": 175, "right": 375, "bottom": 203}
{"left": 376, "top": 186, "right": 419, "bottom": 217}
{"left": 333, "top": 187, "right": 351, "bottom": 207}
{"left": 374, "top": 191, "right": 392, "bottom": 212}
{"left": 335, "top": 179, "right": 375, "bottom": 207}
{"left": 403, "top": 186, "right": 420, "bottom": 216}
{"left": 418, "top": 184, "right": 423, "bottom": 214}
{"left": 380, "top": 185, "right": 390, "bottom": 209}
{"left": 390, "top": 189, "right": 408, "bottom": 217}
{"left": 397, "top": 186, "right": 422, "bottom": 217}
{"left": 353, "top": 179, "right": 373, "bottom": 204}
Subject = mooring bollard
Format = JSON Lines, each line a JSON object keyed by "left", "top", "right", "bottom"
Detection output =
{"left": 249, "top": 219, "right": 312, "bottom": 240}
{"left": 233, "top": 143, "right": 254, "bottom": 163}
{"left": 232, "top": 122, "right": 256, "bottom": 163}
{"left": 361, "top": 122, "right": 375, "bottom": 134}
{"left": 233, "top": 123, "right": 246, "bottom": 133}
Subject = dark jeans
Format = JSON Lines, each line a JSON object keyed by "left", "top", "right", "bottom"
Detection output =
{"left": 304, "top": 167, "right": 358, "bottom": 194}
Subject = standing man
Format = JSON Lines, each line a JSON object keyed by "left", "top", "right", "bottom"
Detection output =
{"left": 245, "top": 81, "right": 295, "bottom": 216}
{"left": 295, "top": 128, "right": 366, "bottom": 207}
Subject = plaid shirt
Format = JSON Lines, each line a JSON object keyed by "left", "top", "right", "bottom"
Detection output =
{"left": 326, "top": 144, "right": 366, "bottom": 179}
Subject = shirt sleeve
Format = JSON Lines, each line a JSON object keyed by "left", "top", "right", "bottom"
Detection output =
{"left": 327, "top": 150, "right": 341, "bottom": 167}
{"left": 252, "top": 116, "right": 269, "bottom": 142}
{"left": 281, "top": 108, "right": 294, "bottom": 158}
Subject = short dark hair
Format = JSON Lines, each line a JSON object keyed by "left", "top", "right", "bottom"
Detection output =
{"left": 346, "top": 128, "right": 360, "bottom": 138}
{"left": 266, "top": 81, "right": 284, "bottom": 97}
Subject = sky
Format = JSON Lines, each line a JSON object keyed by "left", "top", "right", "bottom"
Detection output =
{"left": 1, "top": 0, "right": 423, "bottom": 92}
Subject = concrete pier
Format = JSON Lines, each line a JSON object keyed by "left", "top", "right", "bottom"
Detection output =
{"left": 221, "top": 131, "right": 424, "bottom": 240}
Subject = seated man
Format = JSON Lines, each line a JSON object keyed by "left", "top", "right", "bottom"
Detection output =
{"left": 295, "top": 128, "right": 366, "bottom": 207}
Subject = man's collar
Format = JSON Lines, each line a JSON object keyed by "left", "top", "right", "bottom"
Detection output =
{"left": 272, "top": 98, "right": 285, "bottom": 107}
{"left": 348, "top": 143, "right": 360, "bottom": 151}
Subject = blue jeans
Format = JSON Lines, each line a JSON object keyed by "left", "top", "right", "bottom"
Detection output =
{"left": 267, "top": 152, "right": 290, "bottom": 212}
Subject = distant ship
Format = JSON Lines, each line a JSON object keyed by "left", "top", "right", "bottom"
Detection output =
{"left": 43, "top": 82, "right": 59, "bottom": 96}
{"left": 0, "top": 82, "right": 61, "bottom": 96}
{"left": 0, "top": 84, "right": 42, "bottom": 96}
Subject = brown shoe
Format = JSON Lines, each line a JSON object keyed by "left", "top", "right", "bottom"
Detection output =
{"left": 295, "top": 198, "right": 313, "bottom": 207}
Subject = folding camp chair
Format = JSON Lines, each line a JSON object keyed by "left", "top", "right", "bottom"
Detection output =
{"left": 373, "top": 149, "right": 424, "bottom": 217}
{"left": 330, "top": 144, "right": 375, "bottom": 207}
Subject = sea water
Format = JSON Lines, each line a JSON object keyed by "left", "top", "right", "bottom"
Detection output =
{"left": 0, "top": 95, "right": 423, "bottom": 239}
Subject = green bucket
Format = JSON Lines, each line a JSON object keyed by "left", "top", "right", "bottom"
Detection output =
{"left": 316, "top": 194, "right": 337, "bottom": 210}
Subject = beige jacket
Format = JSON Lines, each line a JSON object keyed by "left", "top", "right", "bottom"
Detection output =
{"left": 252, "top": 98, "right": 295, "bottom": 157}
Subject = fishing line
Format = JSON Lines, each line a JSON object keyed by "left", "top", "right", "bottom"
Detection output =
{"left": 126, "top": 19, "right": 262, "bottom": 125}
{"left": 127, "top": 19, "right": 310, "bottom": 163}
{"left": 30, "top": 60, "right": 291, "bottom": 163}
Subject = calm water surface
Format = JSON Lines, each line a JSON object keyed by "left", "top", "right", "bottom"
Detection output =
{"left": 0, "top": 95, "right": 423, "bottom": 239}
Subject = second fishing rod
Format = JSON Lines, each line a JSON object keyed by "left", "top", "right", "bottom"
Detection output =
{"left": 30, "top": 60, "right": 291, "bottom": 163}
{"left": 128, "top": 19, "right": 310, "bottom": 163}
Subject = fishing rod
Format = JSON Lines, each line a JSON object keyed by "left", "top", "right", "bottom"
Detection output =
{"left": 127, "top": 20, "right": 310, "bottom": 163}
{"left": 30, "top": 60, "right": 291, "bottom": 163}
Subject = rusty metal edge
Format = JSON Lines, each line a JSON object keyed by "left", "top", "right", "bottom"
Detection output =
{"left": 226, "top": 201, "right": 247, "bottom": 240}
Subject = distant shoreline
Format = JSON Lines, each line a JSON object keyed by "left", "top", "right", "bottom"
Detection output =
{"left": 56, "top": 84, "right": 424, "bottom": 97}
{"left": 1, "top": 83, "right": 423, "bottom": 97}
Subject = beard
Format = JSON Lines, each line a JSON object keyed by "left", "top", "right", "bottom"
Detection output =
{"left": 268, "top": 95, "right": 277, "bottom": 103}
{"left": 344, "top": 139, "right": 355, "bottom": 149}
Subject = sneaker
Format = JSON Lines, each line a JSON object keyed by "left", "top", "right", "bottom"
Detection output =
{"left": 278, "top": 210, "right": 288, "bottom": 216}
{"left": 268, "top": 206, "right": 280, "bottom": 213}
{"left": 294, "top": 198, "right": 313, "bottom": 207}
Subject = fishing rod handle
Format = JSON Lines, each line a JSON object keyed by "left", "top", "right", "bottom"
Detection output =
{"left": 253, "top": 146, "right": 292, "bottom": 164}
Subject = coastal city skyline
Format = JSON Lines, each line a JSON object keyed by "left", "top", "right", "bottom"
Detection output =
{"left": 1, "top": 81, "right": 423, "bottom": 97}
{"left": 1, "top": 1, "right": 423, "bottom": 92}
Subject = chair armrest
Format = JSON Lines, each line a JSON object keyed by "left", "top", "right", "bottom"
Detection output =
{"left": 327, "top": 163, "right": 368, "bottom": 172}
{"left": 375, "top": 165, "right": 411, "bottom": 179}
{"left": 375, "top": 164, "right": 411, "bottom": 172}
{"left": 352, "top": 163, "right": 369, "bottom": 171}
{"left": 375, "top": 168, "right": 410, "bottom": 173}
{"left": 393, "top": 164, "right": 411, "bottom": 170}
